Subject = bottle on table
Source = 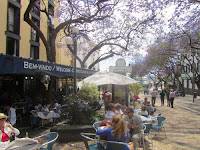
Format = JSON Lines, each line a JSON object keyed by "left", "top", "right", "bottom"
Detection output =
{"left": 10, "top": 133, "right": 15, "bottom": 142}
{"left": 26, "top": 132, "right": 29, "bottom": 138}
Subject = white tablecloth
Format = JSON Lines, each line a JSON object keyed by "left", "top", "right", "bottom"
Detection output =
{"left": 140, "top": 115, "right": 157, "bottom": 123}
{"left": 30, "top": 110, "right": 54, "bottom": 119}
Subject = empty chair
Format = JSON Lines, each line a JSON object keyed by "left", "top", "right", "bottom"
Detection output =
{"left": 33, "top": 132, "right": 59, "bottom": 150}
{"left": 143, "top": 123, "right": 153, "bottom": 149}
{"left": 151, "top": 116, "right": 167, "bottom": 138}
{"left": 139, "top": 123, "right": 146, "bottom": 150}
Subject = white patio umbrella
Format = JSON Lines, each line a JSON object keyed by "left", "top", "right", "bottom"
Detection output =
{"left": 77, "top": 71, "right": 138, "bottom": 87}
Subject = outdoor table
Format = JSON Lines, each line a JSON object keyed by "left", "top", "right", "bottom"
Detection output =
{"left": 30, "top": 110, "right": 54, "bottom": 119}
{"left": 134, "top": 109, "right": 141, "bottom": 114}
{"left": 140, "top": 115, "right": 157, "bottom": 123}
{"left": 30, "top": 110, "right": 54, "bottom": 127}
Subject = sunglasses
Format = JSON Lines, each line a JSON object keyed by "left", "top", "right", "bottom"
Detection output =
{"left": 0, "top": 118, "right": 6, "bottom": 121}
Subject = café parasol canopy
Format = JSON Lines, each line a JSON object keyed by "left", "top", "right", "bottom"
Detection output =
{"left": 77, "top": 71, "right": 138, "bottom": 87}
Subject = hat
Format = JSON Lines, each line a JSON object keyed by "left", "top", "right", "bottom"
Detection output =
{"left": 0, "top": 113, "right": 7, "bottom": 120}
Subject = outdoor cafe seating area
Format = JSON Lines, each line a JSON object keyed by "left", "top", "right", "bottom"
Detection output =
{"left": 80, "top": 98, "right": 167, "bottom": 150}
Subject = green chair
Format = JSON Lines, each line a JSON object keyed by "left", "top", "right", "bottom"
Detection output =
{"left": 93, "top": 122, "right": 102, "bottom": 131}
{"left": 80, "top": 133, "right": 105, "bottom": 150}
{"left": 80, "top": 132, "right": 129, "bottom": 150}
{"left": 34, "top": 132, "right": 59, "bottom": 150}
{"left": 144, "top": 123, "right": 153, "bottom": 149}
{"left": 151, "top": 116, "right": 167, "bottom": 138}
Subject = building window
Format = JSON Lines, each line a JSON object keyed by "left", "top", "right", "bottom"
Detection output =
{"left": 30, "top": 46, "right": 39, "bottom": 60}
{"left": 31, "top": 17, "right": 40, "bottom": 42}
{"left": 6, "top": 37, "right": 19, "bottom": 56}
{"left": 31, "top": 1, "right": 40, "bottom": 17}
{"left": 186, "top": 64, "right": 190, "bottom": 73}
{"left": 187, "top": 79, "right": 189, "bottom": 88}
{"left": 191, "top": 62, "right": 196, "bottom": 73}
{"left": 48, "top": 3, "right": 54, "bottom": 25}
{"left": 181, "top": 65, "right": 185, "bottom": 73}
{"left": 7, "top": 3, "right": 20, "bottom": 35}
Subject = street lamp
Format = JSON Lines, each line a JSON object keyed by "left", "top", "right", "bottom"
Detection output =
{"left": 192, "top": 51, "right": 195, "bottom": 103}
{"left": 65, "top": 27, "right": 79, "bottom": 94}
{"left": 60, "top": 26, "right": 95, "bottom": 94}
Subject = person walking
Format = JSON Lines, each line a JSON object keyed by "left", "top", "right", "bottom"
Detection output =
{"left": 169, "top": 89, "right": 176, "bottom": 108}
{"left": 143, "top": 87, "right": 147, "bottom": 95}
{"left": 166, "top": 89, "right": 170, "bottom": 107}
{"left": 160, "top": 90, "right": 165, "bottom": 106}
{"left": 151, "top": 89, "right": 157, "bottom": 106}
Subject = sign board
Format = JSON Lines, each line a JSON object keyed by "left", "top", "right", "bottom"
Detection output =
{"left": 109, "top": 58, "right": 132, "bottom": 73}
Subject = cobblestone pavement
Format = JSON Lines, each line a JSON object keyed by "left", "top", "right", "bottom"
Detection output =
{"left": 21, "top": 91, "right": 200, "bottom": 150}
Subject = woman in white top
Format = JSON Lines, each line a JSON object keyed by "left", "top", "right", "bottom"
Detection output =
{"left": 5, "top": 104, "right": 16, "bottom": 126}
{"left": 115, "top": 103, "right": 123, "bottom": 115}
{"left": 105, "top": 103, "right": 115, "bottom": 121}
{"left": 0, "top": 113, "right": 20, "bottom": 142}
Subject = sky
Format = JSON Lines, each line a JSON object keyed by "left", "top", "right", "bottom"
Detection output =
{"left": 99, "top": 4, "right": 177, "bottom": 72}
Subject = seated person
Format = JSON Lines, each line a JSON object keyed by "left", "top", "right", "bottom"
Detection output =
{"left": 142, "top": 97, "right": 148, "bottom": 106}
{"left": 114, "top": 97, "right": 120, "bottom": 104}
{"left": 4, "top": 104, "right": 16, "bottom": 126}
{"left": 41, "top": 105, "right": 49, "bottom": 112}
{"left": 96, "top": 114, "right": 134, "bottom": 150}
{"left": 146, "top": 101, "right": 156, "bottom": 115}
{"left": 48, "top": 100, "right": 59, "bottom": 110}
{"left": 123, "top": 107, "right": 143, "bottom": 150}
{"left": 120, "top": 99, "right": 127, "bottom": 112}
{"left": 115, "top": 103, "right": 123, "bottom": 115}
{"left": 0, "top": 113, "right": 20, "bottom": 142}
{"left": 138, "top": 105, "right": 148, "bottom": 117}
{"left": 105, "top": 103, "right": 116, "bottom": 121}
{"left": 34, "top": 103, "right": 42, "bottom": 111}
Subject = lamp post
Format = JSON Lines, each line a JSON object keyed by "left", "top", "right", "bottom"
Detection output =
{"left": 57, "top": 27, "right": 95, "bottom": 95}
{"left": 56, "top": 41, "right": 63, "bottom": 64}
{"left": 192, "top": 51, "right": 195, "bottom": 103}
{"left": 65, "top": 27, "right": 79, "bottom": 94}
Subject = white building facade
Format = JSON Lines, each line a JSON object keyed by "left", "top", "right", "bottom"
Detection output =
{"left": 181, "top": 53, "right": 200, "bottom": 95}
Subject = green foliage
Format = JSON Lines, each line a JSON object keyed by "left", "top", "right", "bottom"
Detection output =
{"left": 129, "top": 83, "right": 143, "bottom": 96}
{"left": 61, "top": 83, "right": 102, "bottom": 125}
{"left": 61, "top": 93, "right": 103, "bottom": 125}
{"left": 77, "top": 82, "right": 99, "bottom": 104}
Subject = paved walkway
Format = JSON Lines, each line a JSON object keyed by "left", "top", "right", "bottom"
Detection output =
{"left": 139, "top": 92, "right": 200, "bottom": 150}
{"left": 21, "top": 92, "right": 200, "bottom": 150}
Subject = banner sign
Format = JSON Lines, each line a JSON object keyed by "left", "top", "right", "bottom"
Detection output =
{"left": 0, "top": 54, "right": 96, "bottom": 78}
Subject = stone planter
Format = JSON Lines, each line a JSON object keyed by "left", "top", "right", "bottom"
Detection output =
{"left": 50, "top": 123, "right": 95, "bottom": 142}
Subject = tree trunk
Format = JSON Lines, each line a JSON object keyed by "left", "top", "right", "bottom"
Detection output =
{"left": 46, "top": 30, "right": 56, "bottom": 102}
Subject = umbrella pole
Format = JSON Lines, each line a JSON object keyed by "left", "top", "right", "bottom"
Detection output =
{"left": 128, "top": 87, "right": 130, "bottom": 107}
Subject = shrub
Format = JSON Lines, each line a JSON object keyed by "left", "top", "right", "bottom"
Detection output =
{"left": 77, "top": 82, "right": 99, "bottom": 104}
{"left": 61, "top": 83, "right": 103, "bottom": 125}
{"left": 129, "top": 83, "right": 143, "bottom": 96}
